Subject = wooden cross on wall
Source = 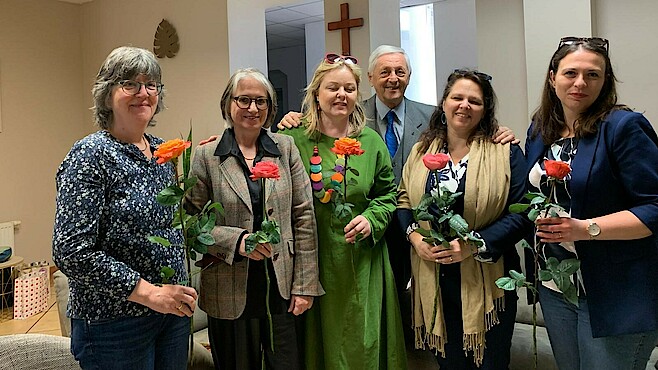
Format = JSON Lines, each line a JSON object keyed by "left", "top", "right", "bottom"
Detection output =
{"left": 327, "top": 3, "right": 364, "bottom": 56}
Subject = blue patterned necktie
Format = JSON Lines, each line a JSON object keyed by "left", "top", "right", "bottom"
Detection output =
{"left": 385, "top": 110, "right": 398, "bottom": 158}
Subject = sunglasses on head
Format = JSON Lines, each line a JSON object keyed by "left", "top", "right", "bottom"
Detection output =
{"left": 325, "top": 53, "right": 358, "bottom": 65}
{"left": 453, "top": 68, "right": 493, "bottom": 82}
{"left": 558, "top": 37, "right": 609, "bottom": 53}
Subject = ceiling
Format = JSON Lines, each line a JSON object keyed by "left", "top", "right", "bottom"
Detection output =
{"left": 266, "top": 0, "right": 435, "bottom": 50}
{"left": 265, "top": 0, "right": 324, "bottom": 50}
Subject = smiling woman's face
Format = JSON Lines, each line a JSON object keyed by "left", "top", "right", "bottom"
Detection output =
{"left": 317, "top": 66, "right": 358, "bottom": 123}
{"left": 230, "top": 76, "right": 269, "bottom": 132}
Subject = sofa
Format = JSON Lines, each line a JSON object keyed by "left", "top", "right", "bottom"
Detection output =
{"left": 0, "top": 334, "right": 81, "bottom": 370}
{"left": 53, "top": 270, "right": 214, "bottom": 370}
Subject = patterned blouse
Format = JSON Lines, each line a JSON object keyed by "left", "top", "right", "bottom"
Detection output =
{"left": 53, "top": 130, "right": 186, "bottom": 320}
{"left": 528, "top": 137, "right": 582, "bottom": 292}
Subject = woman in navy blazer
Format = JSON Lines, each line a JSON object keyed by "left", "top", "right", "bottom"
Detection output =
{"left": 525, "top": 37, "right": 658, "bottom": 370}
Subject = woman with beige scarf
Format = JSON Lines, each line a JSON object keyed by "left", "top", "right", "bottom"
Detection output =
{"left": 397, "top": 69, "right": 529, "bottom": 369}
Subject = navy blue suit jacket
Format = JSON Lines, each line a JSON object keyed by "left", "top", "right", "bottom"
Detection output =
{"left": 525, "top": 110, "right": 658, "bottom": 337}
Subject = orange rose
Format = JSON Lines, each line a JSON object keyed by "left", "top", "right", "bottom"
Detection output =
{"left": 422, "top": 153, "right": 450, "bottom": 171}
{"left": 250, "top": 161, "right": 280, "bottom": 180}
{"left": 154, "top": 139, "right": 191, "bottom": 164}
{"left": 331, "top": 137, "right": 365, "bottom": 156}
{"left": 544, "top": 160, "right": 571, "bottom": 180}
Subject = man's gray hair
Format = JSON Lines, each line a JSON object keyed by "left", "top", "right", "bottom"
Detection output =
{"left": 368, "top": 45, "right": 412, "bottom": 75}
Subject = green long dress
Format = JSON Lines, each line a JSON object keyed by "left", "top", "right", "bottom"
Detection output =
{"left": 281, "top": 126, "right": 407, "bottom": 370}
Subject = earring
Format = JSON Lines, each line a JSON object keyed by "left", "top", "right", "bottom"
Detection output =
{"left": 441, "top": 112, "right": 447, "bottom": 125}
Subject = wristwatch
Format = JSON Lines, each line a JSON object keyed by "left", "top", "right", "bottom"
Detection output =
{"left": 587, "top": 219, "right": 601, "bottom": 240}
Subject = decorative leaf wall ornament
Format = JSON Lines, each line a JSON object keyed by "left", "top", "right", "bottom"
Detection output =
{"left": 153, "top": 19, "right": 179, "bottom": 58}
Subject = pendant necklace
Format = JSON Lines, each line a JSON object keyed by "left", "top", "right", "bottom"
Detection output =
{"left": 309, "top": 140, "right": 345, "bottom": 203}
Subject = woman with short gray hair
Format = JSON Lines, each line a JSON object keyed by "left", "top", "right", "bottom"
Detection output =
{"left": 53, "top": 46, "right": 197, "bottom": 370}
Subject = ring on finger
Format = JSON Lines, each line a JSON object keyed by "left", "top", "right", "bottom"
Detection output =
{"left": 176, "top": 302, "right": 184, "bottom": 311}
{"left": 449, "top": 256, "right": 453, "bottom": 262}
{"left": 558, "top": 232, "right": 562, "bottom": 238}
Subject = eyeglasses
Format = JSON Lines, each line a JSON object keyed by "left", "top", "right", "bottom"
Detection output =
{"left": 453, "top": 69, "right": 493, "bottom": 82}
{"left": 325, "top": 53, "right": 358, "bottom": 65}
{"left": 233, "top": 96, "right": 269, "bottom": 110}
{"left": 118, "top": 80, "right": 163, "bottom": 96}
{"left": 558, "top": 37, "right": 609, "bottom": 52}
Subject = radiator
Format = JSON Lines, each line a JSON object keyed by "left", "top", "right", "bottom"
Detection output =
{"left": 0, "top": 221, "right": 20, "bottom": 255}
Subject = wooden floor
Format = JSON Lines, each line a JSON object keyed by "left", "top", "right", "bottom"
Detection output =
{"left": 0, "top": 282, "right": 62, "bottom": 337}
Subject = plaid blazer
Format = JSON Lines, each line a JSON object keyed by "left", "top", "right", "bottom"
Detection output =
{"left": 185, "top": 131, "right": 323, "bottom": 319}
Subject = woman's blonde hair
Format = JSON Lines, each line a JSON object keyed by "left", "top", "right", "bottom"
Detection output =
{"left": 300, "top": 59, "right": 366, "bottom": 138}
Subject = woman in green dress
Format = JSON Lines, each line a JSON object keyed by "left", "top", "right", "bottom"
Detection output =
{"left": 280, "top": 54, "right": 407, "bottom": 369}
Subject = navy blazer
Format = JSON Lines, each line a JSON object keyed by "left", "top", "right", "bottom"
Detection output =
{"left": 525, "top": 110, "right": 658, "bottom": 337}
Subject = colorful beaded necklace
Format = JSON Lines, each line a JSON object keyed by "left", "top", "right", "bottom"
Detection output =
{"left": 309, "top": 145, "right": 345, "bottom": 203}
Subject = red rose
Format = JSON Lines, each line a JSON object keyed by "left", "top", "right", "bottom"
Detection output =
{"left": 250, "top": 161, "right": 280, "bottom": 180}
{"left": 544, "top": 160, "right": 571, "bottom": 180}
{"left": 331, "top": 137, "right": 365, "bottom": 156}
{"left": 154, "top": 139, "right": 191, "bottom": 165}
{"left": 422, "top": 153, "right": 450, "bottom": 171}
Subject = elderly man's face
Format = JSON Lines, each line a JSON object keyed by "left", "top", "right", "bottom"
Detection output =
{"left": 368, "top": 53, "right": 410, "bottom": 109}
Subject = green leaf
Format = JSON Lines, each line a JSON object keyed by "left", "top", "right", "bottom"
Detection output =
{"left": 189, "top": 249, "right": 197, "bottom": 260}
{"left": 538, "top": 270, "right": 553, "bottom": 281}
{"left": 147, "top": 235, "right": 172, "bottom": 247}
{"left": 182, "top": 176, "right": 198, "bottom": 191}
{"left": 557, "top": 258, "right": 581, "bottom": 275}
{"left": 347, "top": 178, "right": 358, "bottom": 186}
{"left": 348, "top": 168, "right": 360, "bottom": 176}
{"left": 509, "top": 269, "right": 526, "bottom": 281}
{"left": 530, "top": 196, "right": 546, "bottom": 205}
{"left": 196, "top": 232, "right": 215, "bottom": 246}
{"left": 528, "top": 208, "right": 540, "bottom": 221}
{"left": 160, "top": 266, "right": 175, "bottom": 283}
{"left": 183, "top": 125, "right": 193, "bottom": 183}
{"left": 524, "top": 192, "right": 544, "bottom": 200}
{"left": 545, "top": 257, "right": 560, "bottom": 270}
{"left": 561, "top": 283, "right": 579, "bottom": 306}
{"left": 415, "top": 228, "right": 431, "bottom": 237}
{"left": 192, "top": 241, "right": 207, "bottom": 254}
{"left": 157, "top": 185, "right": 184, "bottom": 206}
{"left": 508, "top": 203, "right": 531, "bottom": 213}
{"left": 244, "top": 235, "right": 258, "bottom": 254}
{"left": 206, "top": 202, "right": 224, "bottom": 216}
{"left": 448, "top": 214, "right": 469, "bottom": 234}
{"left": 496, "top": 277, "right": 518, "bottom": 291}
{"left": 201, "top": 213, "right": 216, "bottom": 233}
{"left": 414, "top": 209, "right": 435, "bottom": 222}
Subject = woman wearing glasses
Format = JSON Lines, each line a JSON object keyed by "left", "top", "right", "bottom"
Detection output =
{"left": 397, "top": 69, "right": 528, "bottom": 369}
{"left": 186, "top": 68, "right": 322, "bottom": 370}
{"left": 53, "top": 46, "right": 199, "bottom": 369}
{"left": 279, "top": 54, "right": 407, "bottom": 369}
{"left": 526, "top": 37, "right": 658, "bottom": 370}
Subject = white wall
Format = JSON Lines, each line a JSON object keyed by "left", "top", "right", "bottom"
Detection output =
{"left": 305, "top": 20, "right": 326, "bottom": 85}
{"left": 595, "top": 0, "right": 658, "bottom": 125}
{"left": 0, "top": 0, "right": 85, "bottom": 263}
{"left": 522, "top": 0, "right": 592, "bottom": 118}
{"left": 476, "top": 0, "right": 528, "bottom": 137}
{"left": 433, "top": 0, "right": 478, "bottom": 98}
{"left": 81, "top": 0, "right": 230, "bottom": 143}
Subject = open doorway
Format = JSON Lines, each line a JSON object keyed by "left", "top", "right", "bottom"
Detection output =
{"left": 265, "top": 0, "right": 324, "bottom": 126}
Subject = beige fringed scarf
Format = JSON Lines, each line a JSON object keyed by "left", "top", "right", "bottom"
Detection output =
{"left": 398, "top": 138, "right": 511, "bottom": 366}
